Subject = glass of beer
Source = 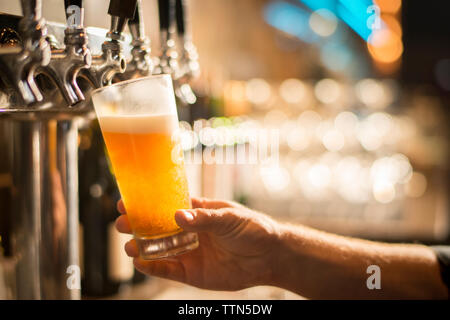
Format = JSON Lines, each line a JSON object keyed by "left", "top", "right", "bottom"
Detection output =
{"left": 91, "top": 75, "right": 198, "bottom": 260}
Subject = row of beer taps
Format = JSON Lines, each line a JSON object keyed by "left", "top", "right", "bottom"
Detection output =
{"left": 0, "top": 0, "right": 199, "bottom": 111}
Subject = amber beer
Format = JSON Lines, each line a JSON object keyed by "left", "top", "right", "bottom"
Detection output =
{"left": 91, "top": 75, "right": 198, "bottom": 259}
{"left": 101, "top": 114, "right": 190, "bottom": 236}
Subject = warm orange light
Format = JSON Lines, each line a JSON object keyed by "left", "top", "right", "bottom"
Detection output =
{"left": 224, "top": 81, "right": 250, "bottom": 116}
{"left": 367, "top": 29, "right": 403, "bottom": 64}
{"left": 375, "top": 0, "right": 401, "bottom": 14}
{"left": 225, "top": 81, "right": 246, "bottom": 103}
{"left": 381, "top": 14, "right": 402, "bottom": 36}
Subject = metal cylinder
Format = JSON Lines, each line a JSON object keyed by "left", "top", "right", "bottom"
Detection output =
{"left": 2, "top": 115, "right": 80, "bottom": 299}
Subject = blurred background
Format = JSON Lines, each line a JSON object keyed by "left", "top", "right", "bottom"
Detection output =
{"left": 0, "top": 0, "right": 449, "bottom": 299}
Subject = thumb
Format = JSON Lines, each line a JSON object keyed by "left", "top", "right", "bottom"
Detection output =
{"left": 175, "top": 208, "right": 240, "bottom": 236}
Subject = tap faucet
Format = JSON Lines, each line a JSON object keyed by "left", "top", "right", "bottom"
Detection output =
{"left": 174, "top": 0, "right": 199, "bottom": 82}
{"left": 154, "top": 0, "right": 178, "bottom": 76}
{"left": 0, "top": 0, "right": 51, "bottom": 106}
{"left": 36, "top": 0, "right": 91, "bottom": 106}
{"left": 171, "top": 0, "right": 199, "bottom": 105}
{"left": 118, "top": 0, "right": 153, "bottom": 79}
{"left": 81, "top": 0, "right": 138, "bottom": 88}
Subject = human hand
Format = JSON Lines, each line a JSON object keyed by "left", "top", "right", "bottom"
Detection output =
{"left": 115, "top": 197, "right": 281, "bottom": 291}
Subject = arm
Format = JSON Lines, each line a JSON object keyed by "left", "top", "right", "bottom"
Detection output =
{"left": 115, "top": 197, "right": 448, "bottom": 299}
{"left": 271, "top": 223, "right": 448, "bottom": 299}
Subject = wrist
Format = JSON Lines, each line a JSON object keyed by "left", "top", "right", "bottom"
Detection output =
{"left": 266, "top": 223, "right": 303, "bottom": 290}
{"left": 267, "top": 222, "right": 323, "bottom": 297}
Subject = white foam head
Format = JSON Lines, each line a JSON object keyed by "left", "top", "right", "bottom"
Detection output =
{"left": 91, "top": 75, "right": 177, "bottom": 118}
{"left": 99, "top": 114, "right": 179, "bottom": 134}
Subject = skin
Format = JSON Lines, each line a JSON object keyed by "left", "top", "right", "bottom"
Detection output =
{"left": 115, "top": 197, "right": 448, "bottom": 299}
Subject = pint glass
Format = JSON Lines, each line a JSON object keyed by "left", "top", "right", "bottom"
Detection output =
{"left": 91, "top": 75, "right": 198, "bottom": 260}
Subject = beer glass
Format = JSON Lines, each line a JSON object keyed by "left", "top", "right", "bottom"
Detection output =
{"left": 91, "top": 75, "right": 198, "bottom": 260}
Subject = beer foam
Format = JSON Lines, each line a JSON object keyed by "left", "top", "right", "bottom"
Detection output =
{"left": 99, "top": 113, "right": 179, "bottom": 134}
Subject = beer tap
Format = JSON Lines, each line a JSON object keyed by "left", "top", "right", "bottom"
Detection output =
{"left": 173, "top": 0, "right": 199, "bottom": 105}
{"left": 81, "top": 0, "right": 138, "bottom": 88}
{"left": 0, "top": 0, "right": 51, "bottom": 106}
{"left": 154, "top": 0, "right": 178, "bottom": 75}
{"left": 36, "top": 0, "right": 91, "bottom": 106}
{"left": 174, "top": 0, "right": 199, "bottom": 82}
{"left": 118, "top": 0, "right": 153, "bottom": 80}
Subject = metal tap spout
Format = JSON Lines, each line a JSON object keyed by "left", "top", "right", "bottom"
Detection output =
{"left": 80, "top": 0, "right": 138, "bottom": 87}
{"left": 36, "top": 0, "right": 91, "bottom": 106}
{"left": 174, "top": 0, "right": 200, "bottom": 82}
{"left": 118, "top": 0, "right": 153, "bottom": 79}
{"left": 172, "top": 0, "right": 199, "bottom": 105}
{"left": 0, "top": 0, "right": 51, "bottom": 106}
{"left": 153, "top": 0, "right": 178, "bottom": 76}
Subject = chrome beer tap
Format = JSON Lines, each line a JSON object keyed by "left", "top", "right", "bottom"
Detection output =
{"left": 36, "top": 0, "right": 91, "bottom": 106}
{"left": 118, "top": 0, "right": 153, "bottom": 80}
{"left": 153, "top": 0, "right": 178, "bottom": 76}
{"left": 174, "top": 0, "right": 199, "bottom": 82}
{"left": 0, "top": 0, "right": 51, "bottom": 106}
{"left": 80, "top": 0, "right": 138, "bottom": 88}
{"left": 154, "top": 0, "right": 196, "bottom": 104}
{"left": 0, "top": 0, "right": 141, "bottom": 300}
{"left": 173, "top": 0, "right": 199, "bottom": 105}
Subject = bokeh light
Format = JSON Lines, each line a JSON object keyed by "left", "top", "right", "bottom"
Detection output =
{"left": 368, "top": 28, "right": 403, "bottom": 64}
{"left": 373, "top": 180, "right": 396, "bottom": 203}
{"left": 286, "top": 126, "right": 311, "bottom": 151}
{"left": 279, "top": 78, "right": 306, "bottom": 104}
{"left": 246, "top": 78, "right": 272, "bottom": 105}
{"left": 260, "top": 165, "right": 291, "bottom": 193}
{"left": 308, "top": 163, "right": 331, "bottom": 189}
{"left": 298, "top": 110, "right": 322, "bottom": 129}
{"left": 322, "top": 129, "right": 345, "bottom": 151}
{"left": 334, "top": 111, "right": 359, "bottom": 136}
{"left": 355, "top": 78, "right": 392, "bottom": 109}
{"left": 405, "top": 172, "right": 427, "bottom": 198}
{"left": 309, "top": 9, "right": 338, "bottom": 37}
{"left": 375, "top": 0, "right": 402, "bottom": 14}
{"left": 314, "top": 78, "right": 341, "bottom": 104}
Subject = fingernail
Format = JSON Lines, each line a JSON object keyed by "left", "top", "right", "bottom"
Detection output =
{"left": 182, "top": 210, "right": 194, "bottom": 222}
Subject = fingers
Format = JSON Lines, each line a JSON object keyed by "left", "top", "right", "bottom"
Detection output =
{"left": 175, "top": 207, "right": 241, "bottom": 236}
{"left": 115, "top": 214, "right": 132, "bottom": 234}
{"left": 124, "top": 239, "right": 139, "bottom": 257}
{"left": 117, "top": 199, "right": 126, "bottom": 214}
{"left": 125, "top": 241, "right": 187, "bottom": 285}
{"left": 191, "top": 197, "right": 241, "bottom": 209}
{"left": 133, "top": 257, "right": 186, "bottom": 283}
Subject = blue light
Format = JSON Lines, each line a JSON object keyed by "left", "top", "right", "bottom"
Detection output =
{"left": 264, "top": 2, "right": 320, "bottom": 43}
{"left": 339, "top": 0, "right": 373, "bottom": 19}
{"left": 297, "top": 0, "right": 378, "bottom": 41}
{"left": 336, "top": 3, "right": 371, "bottom": 40}
{"left": 300, "top": 0, "right": 336, "bottom": 12}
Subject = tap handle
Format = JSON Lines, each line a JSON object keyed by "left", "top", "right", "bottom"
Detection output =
{"left": 158, "top": 0, "right": 175, "bottom": 32}
{"left": 108, "top": 0, "right": 138, "bottom": 20}
{"left": 128, "top": 0, "right": 144, "bottom": 40}
{"left": 107, "top": 0, "right": 138, "bottom": 40}
{"left": 64, "top": 0, "right": 84, "bottom": 28}
{"left": 19, "top": 0, "right": 49, "bottom": 49}
{"left": 20, "top": 0, "right": 42, "bottom": 21}
{"left": 175, "top": 0, "right": 186, "bottom": 37}
{"left": 19, "top": 0, "right": 50, "bottom": 62}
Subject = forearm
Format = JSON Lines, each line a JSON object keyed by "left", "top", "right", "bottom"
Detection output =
{"left": 269, "top": 223, "right": 448, "bottom": 299}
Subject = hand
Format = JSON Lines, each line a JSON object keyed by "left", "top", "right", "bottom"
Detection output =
{"left": 115, "top": 197, "right": 281, "bottom": 291}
